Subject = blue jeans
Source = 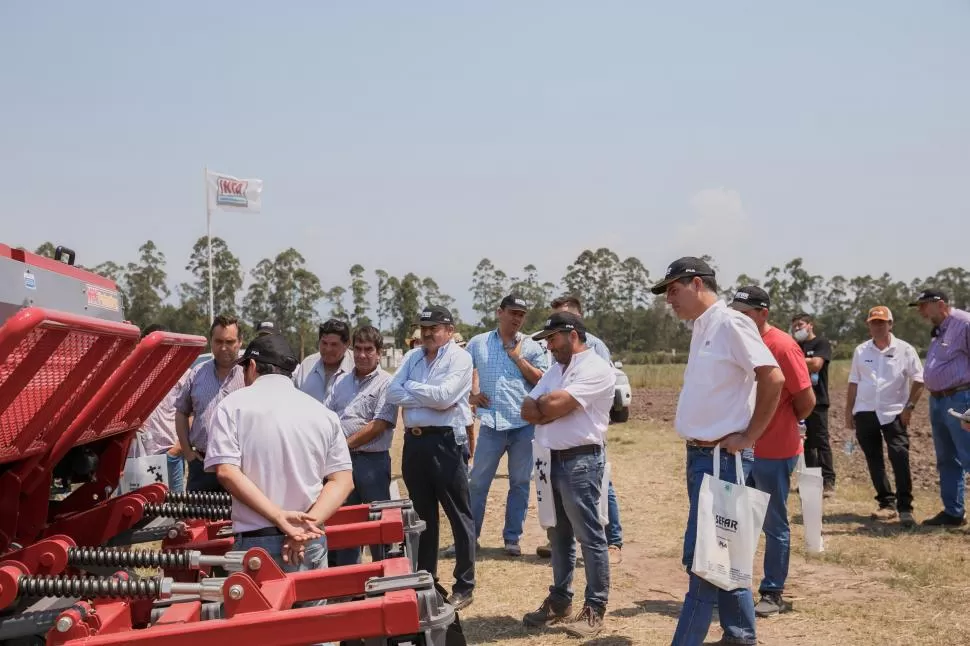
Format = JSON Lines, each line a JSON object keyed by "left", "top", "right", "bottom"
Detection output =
{"left": 606, "top": 480, "right": 623, "bottom": 547}
{"left": 547, "top": 449, "right": 610, "bottom": 612}
{"left": 929, "top": 390, "right": 970, "bottom": 517}
{"left": 673, "top": 446, "right": 756, "bottom": 646}
{"left": 331, "top": 451, "right": 392, "bottom": 567}
{"left": 748, "top": 456, "right": 798, "bottom": 594}
{"left": 468, "top": 425, "right": 534, "bottom": 543}
{"left": 166, "top": 454, "right": 185, "bottom": 494}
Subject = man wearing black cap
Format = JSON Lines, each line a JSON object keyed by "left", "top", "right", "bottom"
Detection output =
{"left": 520, "top": 311, "right": 616, "bottom": 639}
{"left": 387, "top": 305, "right": 476, "bottom": 610}
{"left": 205, "top": 333, "right": 354, "bottom": 577}
{"left": 652, "top": 257, "right": 784, "bottom": 646}
{"left": 909, "top": 288, "right": 970, "bottom": 526}
{"left": 730, "top": 286, "right": 815, "bottom": 618}
{"left": 790, "top": 312, "right": 836, "bottom": 497}
{"left": 456, "top": 294, "right": 548, "bottom": 558}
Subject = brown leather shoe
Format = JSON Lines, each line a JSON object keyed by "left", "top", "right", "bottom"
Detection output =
{"left": 523, "top": 597, "right": 572, "bottom": 628}
{"left": 562, "top": 605, "right": 605, "bottom": 638}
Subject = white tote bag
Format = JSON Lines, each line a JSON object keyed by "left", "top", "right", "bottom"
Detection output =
{"left": 692, "top": 446, "right": 770, "bottom": 591}
{"left": 796, "top": 452, "right": 825, "bottom": 553}
{"left": 532, "top": 441, "right": 557, "bottom": 529}
{"left": 118, "top": 454, "right": 169, "bottom": 495}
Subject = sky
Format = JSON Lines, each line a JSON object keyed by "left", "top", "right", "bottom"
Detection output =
{"left": 2, "top": 2, "right": 967, "bottom": 322}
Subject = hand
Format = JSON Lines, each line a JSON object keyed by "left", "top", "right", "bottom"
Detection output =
{"left": 845, "top": 413, "right": 855, "bottom": 430}
{"left": 469, "top": 392, "right": 490, "bottom": 407}
{"left": 184, "top": 448, "right": 201, "bottom": 463}
{"left": 900, "top": 408, "right": 913, "bottom": 427}
{"left": 719, "top": 432, "right": 754, "bottom": 454}
{"left": 506, "top": 340, "right": 523, "bottom": 361}
{"left": 167, "top": 445, "right": 183, "bottom": 457}
{"left": 274, "top": 510, "right": 325, "bottom": 542}
{"left": 962, "top": 421, "right": 970, "bottom": 433}
{"left": 281, "top": 537, "right": 306, "bottom": 566}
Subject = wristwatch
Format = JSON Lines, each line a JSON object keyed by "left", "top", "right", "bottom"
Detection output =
{"left": 904, "top": 402, "right": 916, "bottom": 410}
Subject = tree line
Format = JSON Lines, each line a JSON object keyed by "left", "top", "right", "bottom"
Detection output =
{"left": 24, "top": 241, "right": 969, "bottom": 362}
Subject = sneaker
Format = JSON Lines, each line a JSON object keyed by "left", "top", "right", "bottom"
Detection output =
{"left": 441, "top": 541, "right": 480, "bottom": 557}
{"left": 608, "top": 545, "right": 623, "bottom": 564}
{"left": 523, "top": 597, "right": 572, "bottom": 628}
{"left": 899, "top": 511, "right": 916, "bottom": 528}
{"left": 871, "top": 507, "right": 898, "bottom": 521}
{"left": 562, "top": 605, "right": 605, "bottom": 638}
{"left": 822, "top": 483, "right": 835, "bottom": 499}
{"left": 536, "top": 543, "right": 551, "bottom": 558}
{"left": 922, "top": 510, "right": 968, "bottom": 527}
{"left": 447, "top": 590, "right": 473, "bottom": 611}
{"left": 754, "top": 591, "right": 792, "bottom": 617}
{"left": 504, "top": 541, "right": 521, "bottom": 557}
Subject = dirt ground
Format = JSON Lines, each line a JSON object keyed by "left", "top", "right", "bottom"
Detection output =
{"left": 393, "top": 385, "right": 970, "bottom": 646}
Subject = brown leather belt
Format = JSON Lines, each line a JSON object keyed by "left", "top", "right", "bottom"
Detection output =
{"left": 930, "top": 384, "right": 970, "bottom": 399}
{"left": 685, "top": 438, "right": 724, "bottom": 448}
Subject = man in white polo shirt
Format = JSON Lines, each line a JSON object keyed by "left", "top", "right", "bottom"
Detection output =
{"left": 205, "top": 332, "right": 354, "bottom": 576}
{"left": 845, "top": 305, "right": 924, "bottom": 528}
{"left": 520, "top": 311, "right": 616, "bottom": 639}
{"left": 651, "top": 257, "right": 784, "bottom": 646}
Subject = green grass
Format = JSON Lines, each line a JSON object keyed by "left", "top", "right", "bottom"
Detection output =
{"left": 624, "top": 359, "right": 851, "bottom": 390}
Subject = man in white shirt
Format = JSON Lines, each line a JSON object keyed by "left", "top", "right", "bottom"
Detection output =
{"left": 651, "top": 257, "right": 784, "bottom": 646}
{"left": 205, "top": 332, "right": 354, "bottom": 580}
{"left": 387, "top": 305, "right": 476, "bottom": 611}
{"left": 293, "top": 319, "right": 356, "bottom": 404}
{"left": 520, "top": 311, "right": 616, "bottom": 639}
{"left": 845, "top": 306, "right": 924, "bottom": 527}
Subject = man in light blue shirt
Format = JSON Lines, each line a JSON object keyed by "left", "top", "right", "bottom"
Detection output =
{"left": 463, "top": 294, "right": 548, "bottom": 557}
{"left": 387, "top": 305, "right": 475, "bottom": 611}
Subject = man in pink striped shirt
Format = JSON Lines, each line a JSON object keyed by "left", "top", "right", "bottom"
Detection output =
{"left": 910, "top": 289, "right": 970, "bottom": 527}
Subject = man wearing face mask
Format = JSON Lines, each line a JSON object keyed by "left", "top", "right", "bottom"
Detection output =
{"left": 387, "top": 305, "right": 476, "bottom": 610}
{"left": 791, "top": 313, "right": 836, "bottom": 497}
{"left": 909, "top": 289, "right": 970, "bottom": 527}
{"left": 294, "top": 319, "right": 356, "bottom": 404}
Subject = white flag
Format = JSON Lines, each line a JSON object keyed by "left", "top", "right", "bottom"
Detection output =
{"left": 206, "top": 169, "right": 263, "bottom": 213}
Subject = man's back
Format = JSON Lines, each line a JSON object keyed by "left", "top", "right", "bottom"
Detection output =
{"left": 206, "top": 374, "right": 351, "bottom": 532}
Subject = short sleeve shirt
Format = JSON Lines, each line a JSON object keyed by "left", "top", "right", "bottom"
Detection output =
{"left": 798, "top": 337, "right": 832, "bottom": 408}
{"left": 849, "top": 336, "right": 924, "bottom": 425}
{"left": 324, "top": 368, "right": 399, "bottom": 452}
{"left": 466, "top": 330, "right": 549, "bottom": 431}
{"left": 174, "top": 360, "right": 245, "bottom": 450}
{"left": 757, "top": 327, "right": 812, "bottom": 459}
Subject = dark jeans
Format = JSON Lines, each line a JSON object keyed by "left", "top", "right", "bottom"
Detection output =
{"left": 855, "top": 412, "right": 913, "bottom": 513}
{"left": 804, "top": 407, "right": 835, "bottom": 487}
{"left": 402, "top": 431, "right": 475, "bottom": 596}
{"left": 187, "top": 458, "right": 224, "bottom": 492}
{"left": 331, "top": 451, "right": 392, "bottom": 566}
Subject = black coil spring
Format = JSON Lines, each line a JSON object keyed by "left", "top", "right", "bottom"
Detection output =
{"left": 164, "top": 491, "right": 231, "bottom": 506}
{"left": 67, "top": 547, "right": 194, "bottom": 570}
{"left": 17, "top": 575, "right": 163, "bottom": 600}
{"left": 143, "top": 502, "right": 231, "bottom": 520}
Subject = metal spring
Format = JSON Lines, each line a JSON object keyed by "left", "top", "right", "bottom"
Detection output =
{"left": 17, "top": 575, "right": 163, "bottom": 600}
{"left": 143, "top": 502, "right": 231, "bottom": 520}
{"left": 67, "top": 547, "right": 193, "bottom": 570}
{"left": 164, "top": 491, "right": 231, "bottom": 506}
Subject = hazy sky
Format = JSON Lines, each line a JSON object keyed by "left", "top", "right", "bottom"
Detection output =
{"left": 2, "top": 2, "right": 967, "bottom": 321}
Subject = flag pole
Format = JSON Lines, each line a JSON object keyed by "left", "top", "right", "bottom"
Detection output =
{"left": 205, "top": 166, "right": 214, "bottom": 324}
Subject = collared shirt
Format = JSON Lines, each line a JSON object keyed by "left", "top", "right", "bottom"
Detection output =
{"left": 134, "top": 371, "right": 189, "bottom": 456}
{"left": 586, "top": 332, "right": 612, "bottom": 364}
{"left": 466, "top": 330, "right": 549, "bottom": 431}
{"left": 175, "top": 360, "right": 245, "bottom": 450}
{"left": 324, "top": 367, "right": 398, "bottom": 453}
{"left": 676, "top": 301, "right": 779, "bottom": 442}
{"left": 923, "top": 308, "right": 970, "bottom": 392}
{"left": 204, "top": 375, "right": 352, "bottom": 533}
{"left": 293, "top": 349, "right": 356, "bottom": 404}
{"left": 529, "top": 349, "right": 615, "bottom": 450}
{"left": 850, "top": 335, "right": 924, "bottom": 425}
{"left": 386, "top": 341, "right": 473, "bottom": 444}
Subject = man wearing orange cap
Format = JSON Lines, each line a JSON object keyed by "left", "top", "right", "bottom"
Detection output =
{"left": 845, "top": 306, "right": 924, "bottom": 527}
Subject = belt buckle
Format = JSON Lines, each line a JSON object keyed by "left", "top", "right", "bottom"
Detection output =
{"left": 411, "top": 427, "right": 423, "bottom": 437}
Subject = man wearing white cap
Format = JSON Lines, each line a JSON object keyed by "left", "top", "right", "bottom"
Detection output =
{"left": 846, "top": 306, "right": 924, "bottom": 527}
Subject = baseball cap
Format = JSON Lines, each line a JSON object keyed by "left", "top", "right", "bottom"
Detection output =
{"left": 532, "top": 311, "right": 586, "bottom": 341}
{"left": 730, "top": 285, "right": 771, "bottom": 311}
{"left": 908, "top": 288, "right": 947, "bottom": 307}
{"left": 500, "top": 294, "right": 529, "bottom": 312}
{"left": 650, "top": 256, "right": 716, "bottom": 295}
{"left": 256, "top": 321, "right": 275, "bottom": 336}
{"left": 236, "top": 333, "right": 299, "bottom": 372}
{"left": 418, "top": 305, "right": 454, "bottom": 326}
{"left": 866, "top": 306, "right": 893, "bottom": 322}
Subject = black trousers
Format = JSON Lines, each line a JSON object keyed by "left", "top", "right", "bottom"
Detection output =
{"left": 804, "top": 407, "right": 836, "bottom": 487}
{"left": 854, "top": 412, "right": 913, "bottom": 513}
{"left": 402, "top": 431, "right": 475, "bottom": 596}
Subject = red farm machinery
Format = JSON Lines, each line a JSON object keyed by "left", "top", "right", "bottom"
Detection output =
{"left": 0, "top": 244, "right": 460, "bottom": 646}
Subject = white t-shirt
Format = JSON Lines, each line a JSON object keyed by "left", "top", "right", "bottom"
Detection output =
{"left": 676, "top": 301, "right": 779, "bottom": 442}
{"left": 849, "top": 335, "right": 924, "bottom": 425}
{"left": 204, "top": 374, "right": 353, "bottom": 533}
{"left": 529, "top": 348, "right": 616, "bottom": 450}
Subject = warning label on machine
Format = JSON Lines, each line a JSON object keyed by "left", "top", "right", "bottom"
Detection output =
{"left": 86, "top": 284, "right": 121, "bottom": 312}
